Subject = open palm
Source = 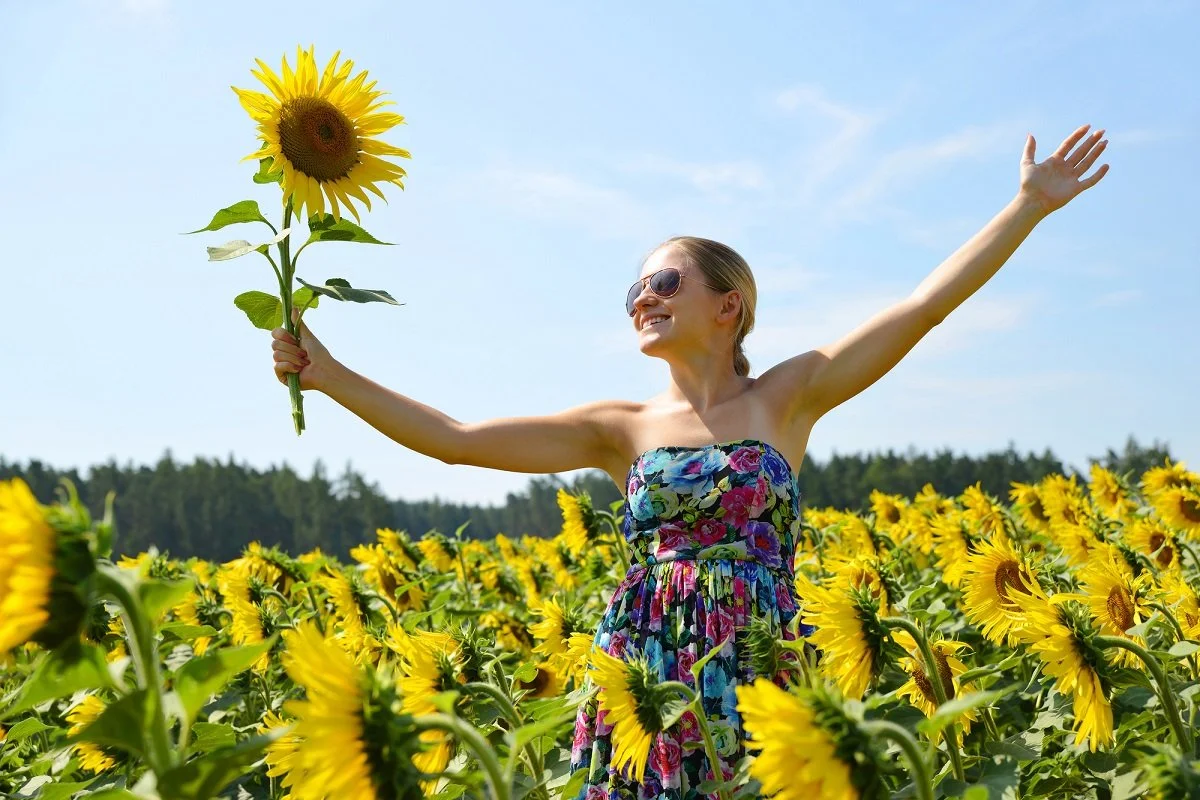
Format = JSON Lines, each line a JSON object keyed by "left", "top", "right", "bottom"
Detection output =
{"left": 1020, "top": 124, "right": 1110, "bottom": 215}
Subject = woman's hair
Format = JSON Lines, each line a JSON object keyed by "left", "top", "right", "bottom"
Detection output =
{"left": 648, "top": 235, "right": 758, "bottom": 377}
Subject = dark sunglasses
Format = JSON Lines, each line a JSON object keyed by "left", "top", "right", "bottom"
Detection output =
{"left": 625, "top": 267, "right": 723, "bottom": 317}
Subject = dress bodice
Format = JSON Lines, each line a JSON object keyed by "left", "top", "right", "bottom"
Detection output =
{"left": 621, "top": 438, "right": 801, "bottom": 579}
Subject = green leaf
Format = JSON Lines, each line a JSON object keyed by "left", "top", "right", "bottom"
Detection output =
{"left": 292, "top": 286, "right": 320, "bottom": 313}
{"left": 157, "top": 729, "right": 285, "bottom": 800}
{"left": 186, "top": 200, "right": 270, "bottom": 233}
{"left": 37, "top": 781, "right": 98, "bottom": 800}
{"left": 506, "top": 708, "right": 576, "bottom": 752}
{"left": 296, "top": 277, "right": 402, "bottom": 306}
{"left": 67, "top": 688, "right": 153, "bottom": 759}
{"left": 916, "top": 686, "right": 1015, "bottom": 739}
{"left": 253, "top": 158, "right": 284, "bottom": 185}
{"left": 174, "top": 636, "right": 276, "bottom": 728}
{"left": 138, "top": 578, "right": 194, "bottom": 622}
{"left": 160, "top": 623, "right": 220, "bottom": 642}
{"left": 234, "top": 291, "right": 283, "bottom": 331}
{"left": 659, "top": 697, "right": 690, "bottom": 730}
{"left": 80, "top": 791, "right": 142, "bottom": 800}
{"left": 1, "top": 640, "right": 116, "bottom": 720}
{"left": 189, "top": 721, "right": 237, "bottom": 754}
{"left": 1168, "top": 640, "right": 1200, "bottom": 658}
{"left": 305, "top": 215, "right": 393, "bottom": 245}
{"left": 207, "top": 240, "right": 258, "bottom": 261}
{"left": 3, "top": 716, "right": 53, "bottom": 742}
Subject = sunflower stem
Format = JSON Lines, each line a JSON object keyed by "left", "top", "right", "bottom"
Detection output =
{"left": 95, "top": 566, "right": 175, "bottom": 776}
{"left": 414, "top": 713, "right": 510, "bottom": 800}
{"left": 1151, "top": 601, "right": 1199, "bottom": 678}
{"left": 1096, "top": 635, "right": 1192, "bottom": 752}
{"left": 659, "top": 680, "right": 733, "bottom": 800}
{"left": 860, "top": 720, "right": 934, "bottom": 800}
{"left": 304, "top": 584, "right": 326, "bottom": 636}
{"left": 278, "top": 199, "right": 304, "bottom": 435}
{"left": 881, "top": 616, "right": 966, "bottom": 782}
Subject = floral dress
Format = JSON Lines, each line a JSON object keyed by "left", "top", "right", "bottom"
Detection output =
{"left": 569, "top": 438, "right": 813, "bottom": 800}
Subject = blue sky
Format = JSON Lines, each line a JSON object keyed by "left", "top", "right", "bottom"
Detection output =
{"left": 2, "top": 1, "right": 1196, "bottom": 506}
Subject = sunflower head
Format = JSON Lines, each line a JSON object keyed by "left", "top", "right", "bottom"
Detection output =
{"left": 557, "top": 488, "right": 598, "bottom": 556}
{"left": 587, "top": 646, "right": 677, "bottom": 783}
{"left": 799, "top": 578, "right": 891, "bottom": 699}
{"left": 234, "top": 46, "right": 411, "bottom": 223}
{"left": 66, "top": 694, "right": 120, "bottom": 774}
{"left": 0, "top": 478, "right": 100, "bottom": 656}
{"left": 961, "top": 535, "right": 1047, "bottom": 646}
{"left": 1140, "top": 458, "right": 1198, "bottom": 498}
{"left": 530, "top": 594, "right": 590, "bottom": 659}
{"left": 1153, "top": 485, "right": 1200, "bottom": 537}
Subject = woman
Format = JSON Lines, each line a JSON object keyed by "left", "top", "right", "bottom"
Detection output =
{"left": 271, "top": 124, "right": 1109, "bottom": 798}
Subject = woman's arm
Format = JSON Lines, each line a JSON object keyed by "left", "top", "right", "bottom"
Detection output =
{"left": 762, "top": 124, "right": 1110, "bottom": 424}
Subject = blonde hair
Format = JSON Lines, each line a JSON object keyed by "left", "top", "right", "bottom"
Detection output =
{"left": 646, "top": 236, "right": 758, "bottom": 377}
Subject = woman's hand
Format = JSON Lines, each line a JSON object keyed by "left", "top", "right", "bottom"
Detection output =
{"left": 1018, "top": 123, "right": 1110, "bottom": 216}
{"left": 272, "top": 308, "right": 337, "bottom": 392}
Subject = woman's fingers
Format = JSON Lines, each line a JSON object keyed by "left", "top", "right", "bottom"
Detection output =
{"left": 272, "top": 337, "right": 306, "bottom": 358}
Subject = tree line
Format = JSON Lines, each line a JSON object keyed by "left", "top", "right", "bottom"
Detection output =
{"left": 0, "top": 436, "right": 1171, "bottom": 562}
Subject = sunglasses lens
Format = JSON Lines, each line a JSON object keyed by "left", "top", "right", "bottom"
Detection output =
{"left": 626, "top": 268, "right": 682, "bottom": 316}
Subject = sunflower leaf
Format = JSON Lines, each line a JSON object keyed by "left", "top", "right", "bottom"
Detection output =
{"left": 305, "top": 215, "right": 394, "bottom": 245}
{"left": 253, "top": 158, "right": 284, "bottom": 185}
{"left": 296, "top": 277, "right": 402, "bottom": 305}
{"left": 66, "top": 687, "right": 153, "bottom": 759}
{"left": 0, "top": 640, "right": 116, "bottom": 720}
{"left": 173, "top": 636, "right": 277, "bottom": 730}
{"left": 234, "top": 291, "right": 282, "bottom": 331}
{"left": 187, "top": 200, "right": 271, "bottom": 234}
{"left": 916, "top": 685, "right": 1016, "bottom": 739}
{"left": 156, "top": 729, "right": 287, "bottom": 800}
{"left": 1168, "top": 640, "right": 1200, "bottom": 658}
{"left": 207, "top": 240, "right": 258, "bottom": 261}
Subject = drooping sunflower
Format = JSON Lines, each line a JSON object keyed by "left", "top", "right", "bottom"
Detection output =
{"left": 961, "top": 483, "right": 1007, "bottom": 540}
{"left": 736, "top": 678, "right": 884, "bottom": 800}
{"left": 1079, "top": 547, "right": 1154, "bottom": 668}
{"left": 233, "top": 46, "right": 411, "bottom": 223}
{"left": 557, "top": 488, "right": 597, "bottom": 556}
{"left": 892, "top": 631, "right": 977, "bottom": 742}
{"left": 795, "top": 575, "right": 889, "bottom": 700}
{"left": 930, "top": 512, "right": 974, "bottom": 588}
{"left": 318, "top": 567, "right": 382, "bottom": 662}
{"left": 0, "top": 478, "right": 94, "bottom": 656}
{"left": 1156, "top": 571, "right": 1200, "bottom": 640}
{"left": 278, "top": 620, "right": 425, "bottom": 800}
{"left": 415, "top": 534, "right": 457, "bottom": 573}
{"left": 587, "top": 647, "right": 668, "bottom": 784}
{"left": 351, "top": 541, "right": 426, "bottom": 614}
{"left": 66, "top": 694, "right": 119, "bottom": 774}
{"left": 1009, "top": 481, "right": 1052, "bottom": 534}
{"left": 824, "top": 554, "right": 892, "bottom": 615}
{"left": 1088, "top": 463, "right": 1132, "bottom": 519}
{"left": 1153, "top": 485, "right": 1200, "bottom": 537}
{"left": 961, "top": 535, "right": 1048, "bottom": 646}
{"left": 217, "top": 564, "right": 271, "bottom": 673}
{"left": 1009, "top": 593, "right": 1114, "bottom": 752}
{"left": 868, "top": 489, "right": 906, "bottom": 532}
{"left": 530, "top": 595, "right": 591, "bottom": 661}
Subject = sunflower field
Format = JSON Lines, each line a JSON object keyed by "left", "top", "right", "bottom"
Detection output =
{"left": 2, "top": 459, "right": 1200, "bottom": 800}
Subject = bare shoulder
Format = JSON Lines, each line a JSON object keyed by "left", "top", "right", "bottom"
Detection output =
{"left": 753, "top": 349, "right": 826, "bottom": 426}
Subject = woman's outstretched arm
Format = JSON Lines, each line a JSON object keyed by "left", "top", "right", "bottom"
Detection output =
{"left": 762, "top": 123, "right": 1110, "bottom": 424}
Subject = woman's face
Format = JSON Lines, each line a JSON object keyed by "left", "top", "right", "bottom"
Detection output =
{"left": 630, "top": 246, "right": 730, "bottom": 356}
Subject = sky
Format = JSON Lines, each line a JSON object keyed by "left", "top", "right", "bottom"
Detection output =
{"left": 2, "top": 0, "right": 1197, "bottom": 507}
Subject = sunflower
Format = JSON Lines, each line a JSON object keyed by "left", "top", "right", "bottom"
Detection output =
{"left": 390, "top": 626, "right": 467, "bottom": 792}
{"left": 258, "top": 709, "right": 303, "bottom": 794}
{"left": 318, "top": 568, "right": 381, "bottom": 662}
{"left": 824, "top": 555, "right": 891, "bottom": 614}
{"left": 217, "top": 565, "right": 271, "bottom": 673}
{"left": 912, "top": 483, "right": 956, "bottom": 518}
{"left": 796, "top": 576, "right": 889, "bottom": 699}
{"left": 557, "top": 488, "right": 596, "bottom": 556}
{"left": 892, "top": 631, "right": 977, "bottom": 741}
{"left": 170, "top": 590, "right": 212, "bottom": 655}
{"left": 479, "top": 610, "right": 533, "bottom": 654}
{"left": 0, "top": 478, "right": 94, "bottom": 655}
{"left": 1157, "top": 571, "right": 1200, "bottom": 640}
{"left": 1080, "top": 546, "right": 1154, "bottom": 668}
{"left": 587, "top": 647, "right": 667, "bottom": 784}
{"left": 1153, "top": 485, "right": 1200, "bottom": 537}
{"left": 1088, "top": 463, "right": 1132, "bottom": 519}
{"left": 1009, "top": 593, "right": 1114, "bottom": 752}
{"left": 515, "top": 660, "right": 564, "bottom": 698}
{"left": 961, "top": 535, "right": 1048, "bottom": 646}
{"left": 1040, "top": 474, "right": 1091, "bottom": 527}
{"left": 1126, "top": 518, "right": 1179, "bottom": 571}
{"left": 279, "top": 620, "right": 426, "bottom": 800}
{"left": 415, "top": 535, "right": 456, "bottom": 573}
{"left": 233, "top": 46, "right": 410, "bottom": 223}
{"left": 736, "top": 679, "right": 876, "bottom": 800}
{"left": 1048, "top": 521, "right": 1101, "bottom": 568}
{"left": 351, "top": 542, "right": 426, "bottom": 613}
{"left": 1009, "top": 481, "right": 1052, "bottom": 534}
{"left": 66, "top": 695, "right": 119, "bottom": 774}
{"left": 962, "top": 483, "right": 1007, "bottom": 540}
{"left": 1141, "top": 458, "right": 1199, "bottom": 497}
{"left": 530, "top": 595, "right": 591, "bottom": 661}
{"left": 868, "top": 490, "right": 906, "bottom": 532}
{"left": 930, "top": 512, "right": 973, "bottom": 588}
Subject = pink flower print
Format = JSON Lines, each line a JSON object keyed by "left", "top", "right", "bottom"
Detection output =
{"left": 656, "top": 522, "right": 690, "bottom": 558}
{"left": 704, "top": 603, "right": 735, "bottom": 644}
{"left": 776, "top": 581, "right": 797, "bottom": 612}
{"left": 585, "top": 787, "right": 608, "bottom": 800}
{"left": 650, "top": 734, "right": 682, "bottom": 784}
{"left": 693, "top": 518, "right": 727, "bottom": 546}
{"left": 727, "top": 446, "right": 762, "bottom": 474}
{"left": 678, "top": 709, "right": 702, "bottom": 744}
{"left": 676, "top": 646, "right": 697, "bottom": 684}
{"left": 595, "top": 705, "right": 613, "bottom": 736}
{"left": 648, "top": 590, "right": 665, "bottom": 632}
{"left": 719, "top": 486, "right": 756, "bottom": 529}
{"left": 572, "top": 711, "right": 593, "bottom": 755}
{"left": 608, "top": 631, "right": 630, "bottom": 658}
{"left": 750, "top": 475, "right": 770, "bottom": 516}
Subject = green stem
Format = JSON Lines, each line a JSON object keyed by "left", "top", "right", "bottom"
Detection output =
{"left": 1096, "top": 635, "right": 1192, "bottom": 751}
{"left": 882, "top": 617, "right": 966, "bottom": 782}
{"left": 278, "top": 199, "right": 304, "bottom": 435}
{"left": 304, "top": 584, "right": 326, "bottom": 635}
{"left": 860, "top": 720, "right": 934, "bottom": 800}
{"left": 1177, "top": 538, "right": 1200, "bottom": 577}
{"left": 96, "top": 568, "right": 174, "bottom": 775}
{"left": 414, "top": 714, "right": 510, "bottom": 800}
{"left": 660, "top": 680, "right": 732, "bottom": 800}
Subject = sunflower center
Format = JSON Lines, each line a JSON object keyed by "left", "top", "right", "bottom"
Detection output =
{"left": 994, "top": 560, "right": 1029, "bottom": 606}
{"left": 933, "top": 649, "right": 956, "bottom": 700}
{"left": 1157, "top": 545, "right": 1175, "bottom": 569}
{"left": 885, "top": 506, "right": 901, "bottom": 524}
{"left": 1030, "top": 498, "right": 1050, "bottom": 523}
{"left": 1107, "top": 587, "right": 1135, "bottom": 633}
{"left": 278, "top": 97, "right": 360, "bottom": 181}
{"left": 912, "top": 665, "right": 938, "bottom": 706}
{"left": 1181, "top": 496, "right": 1200, "bottom": 523}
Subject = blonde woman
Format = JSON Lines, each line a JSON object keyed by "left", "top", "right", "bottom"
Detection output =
{"left": 271, "top": 124, "right": 1108, "bottom": 797}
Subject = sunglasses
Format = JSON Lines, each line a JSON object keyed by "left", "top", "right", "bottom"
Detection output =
{"left": 625, "top": 267, "right": 723, "bottom": 317}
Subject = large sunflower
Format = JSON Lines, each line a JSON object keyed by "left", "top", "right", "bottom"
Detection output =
{"left": 891, "top": 630, "right": 977, "bottom": 742}
{"left": 1153, "top": 485, "right": 1200, "bottom": 537}
{"left": 234, "top": 46, "right": 410, "bottom": 223}
{"left": 796, "top": 575, "right": 889, "bottom": 699}
{"left": 961, "top": 535, "right": 1047, "bottom": 646}
{"left": 1080, "top": 546, "right": 1154, "bottom": 668}
{"left": 587, "top": 646, "right": 669, "bottom": 784}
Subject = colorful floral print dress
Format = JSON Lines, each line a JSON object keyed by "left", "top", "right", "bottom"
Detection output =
{"left": 569, "top": 438, "right": 813, "bottom": 799}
